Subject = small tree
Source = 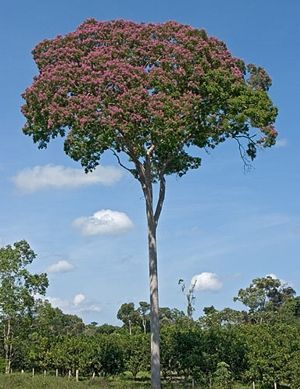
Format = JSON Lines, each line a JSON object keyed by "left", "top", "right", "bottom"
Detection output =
{"left": 124, "top": 333, "right": 149, "bottom": 379}
{"left": 94, "top": 334, "right": 125, "bottom": 376}
{"left": 179, "top": 279, "right": 196, "bottom": 319}
{"left": 117, "top": 303, "right": 139, "bottom": 335}
{"left": 0, "top": 241, "right": 48, "bottom": 373}
{"left": 138, "top": 301, "right": 150, "bottom": 333}
{"left": 22, "top": 19, "right": 277, "bottom": 388}
{"left": 213, "top": 362, "right": 233, "bottom": 388}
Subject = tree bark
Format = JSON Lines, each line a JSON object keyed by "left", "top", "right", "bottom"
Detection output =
{"left": 147, "top": 208, "right": 161, "bottom": 389}
{"left": 4, "top": 318, "right": 12, "bottom": 375}
{"left": 142, "top": 318, "right": 146, "bottom": 334}
{"left": 135, "top": 154, "right": 165, "bottom": 389}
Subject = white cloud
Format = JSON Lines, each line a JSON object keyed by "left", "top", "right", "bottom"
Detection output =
{"left": 274, "top": 138, "right": 288, "bottom": 148}
{"left": 191, "top": 272, "right": 223, "bottom": 292}
{"left": 47, "top": 260, "right": 74, "bottom": 274}
{"left": 85, "top": 304, "right": 102, "bottom": 313}
{"left": 46, "top": 296, "right": 70, "bottom": 311}
{"left": 73, "top": 293, "right": 86, "bottom": 306}
{"left": 45, "top": 294, "right": 102, "bottom": 315}
{"left": 12, "top": 164, "right": 122, "bottom": 193}
{"left": 73, "top": 209, "right": 133, "bottom": 236}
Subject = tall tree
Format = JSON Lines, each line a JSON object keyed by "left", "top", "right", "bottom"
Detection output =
{"left": 234, "top": 276, "right": 295, "bottom": 323}
{"left": 117, "top": 303, "right": 138, "bottom": 335}
{"left": 0, "top": 241, "right": 48, "bottom": 373}
{"left": 21, "top": 19, "right": 277, "bottom": 388}
{"left": 179, "top": 278, "right": 196, "bottom": 319}
{"left": 31, "top": 299, "right": 85, "bottom": 338}
{"left": 138, "top": 301, "right": 150, "bottom": 333}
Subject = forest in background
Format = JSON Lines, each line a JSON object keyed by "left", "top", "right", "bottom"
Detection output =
{"left": 1, "top": 241, "right": 300, "bottom": 388}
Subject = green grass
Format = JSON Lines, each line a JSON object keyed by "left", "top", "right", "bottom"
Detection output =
{"left": 0, "top": 373, "right": 252, "bottom": 388}
{"left": 0, "top": 373, "right": 151, "bottom": 389}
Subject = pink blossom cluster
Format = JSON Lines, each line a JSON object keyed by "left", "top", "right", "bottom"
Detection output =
{"left": 22, "top": 19, "right": 277, "bottom": 169}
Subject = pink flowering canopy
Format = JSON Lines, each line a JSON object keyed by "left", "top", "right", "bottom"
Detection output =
{"left": 22, "top": 19, "right": 278, "bottom": 177}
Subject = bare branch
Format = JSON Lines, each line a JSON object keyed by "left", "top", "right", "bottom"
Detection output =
{"left": 234, "top": 134, "right": 257, "bottom": 141}
{"left": 232, "top": 136, "right": 252, "bottom": 172}
{"left": 154, "top": 174, "right": 166, "bottom": 224}
{"left": 110, "top": 149, "right": 135, "bottom": 175}
{"left": 114, "top": 129, "right": 146, "bottom": 180}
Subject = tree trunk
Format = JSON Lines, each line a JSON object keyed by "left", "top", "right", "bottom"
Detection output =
{"left": 142, "top": 318, "right": 146, "bottom": 334}
{"left": 129, "top": 319, "right": 132, "bottom": 336}
{"left": 137, "top": 156, "right": 165, "bottom": 389}
{"left": 147, "top": 211, "right": 161, "bottom": 389}
{"left": 4, "top": 318, "right": 12, "bottom": 374}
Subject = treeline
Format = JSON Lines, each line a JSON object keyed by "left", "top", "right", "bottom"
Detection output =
{"left": 1, "top": 241, "right": 300, "bottom": 388}
{"left": 2, "top": 291, "right": 300, "bottom": 388}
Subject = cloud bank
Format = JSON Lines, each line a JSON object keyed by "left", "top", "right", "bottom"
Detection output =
{"left": 191, "top": 272, "right": 223, "bottom": 292}
{"left": 73, "top": 209, "right": 133, "bottom": 236}
{"left": 47, "top": 260, "right": 74, "bottom": 274}
{"left": 12, "top": 164, "right": 122, "bottom": 192}
{"left": 73, "top": 293, "right": 86, "bottom": 306}
{"left": 46, "top": 293, "right": 101, "bottom": 314}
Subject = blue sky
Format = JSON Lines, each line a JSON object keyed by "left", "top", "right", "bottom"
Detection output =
{"left": 1, "top": 0, "right": 299, "bottom": 324}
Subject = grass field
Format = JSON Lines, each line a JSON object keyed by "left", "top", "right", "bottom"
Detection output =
{"left": 0, "top": 374, "right": 144, "bottom": 389}
{"left": 0, "top": 373, "right": 251, "bottom": 388}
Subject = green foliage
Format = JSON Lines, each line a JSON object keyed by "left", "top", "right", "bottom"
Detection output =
{"left": 117, "top": 303, "right": 140, "bottom": 335}
{"left": 0, "top": 241, "right": 48, "bottom": 318}
{"left": 213, "top": 361, "right": 233, "bottom": 388}
{"left": 158, "top": 307, "right": 185, "bottom": 325}
{"left": 234, "top": 276, "right": 295, "bottom": 312}
{"left": 0, "top": 241, "right": 48, "bottom": 373}
{"left": 32, "top": 300, "right": 85, "bottom": 337}
{"left": 85, "top": 323, "right": 119, "bottom": 336}
{"left": 137, "top": 302, "right": 150, "bottom": 334}
{"left": 201, "top": 306, "right": 245, "bottom": 328}
{"left": 124, "top": 334, "right": 150, "bottom": 378}
{"left": 93, "top": 334, "right": 125, "bottom": 376}
{"left": 234, "top": 276, "right": 296, "bottom": 323}
{"left": 22, "top": 20, "right": 278, "bottom": 177}
{"left": 240, "top": 323, "right": 300, "bottom": 387}
{"left": 48, "top": 335, "right": 91, "bottom": 374}
{"left": 1, "top": 275, "right": 300, "bottom": 387}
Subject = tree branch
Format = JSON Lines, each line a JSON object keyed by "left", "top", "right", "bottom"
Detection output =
{"left": 154, "top": 174, "right": 166, "bottom": 225}
{"left": 232, "top": 136, "right": 253, "bottom": 171}
{"left": 110, "top": 149, "right": 136, "bottom": 176}
{"left": 114, "top": 129, "right": 146, "bottom": 182}
{"left": 147, "top": 144, "right": 155, "bottom": 156}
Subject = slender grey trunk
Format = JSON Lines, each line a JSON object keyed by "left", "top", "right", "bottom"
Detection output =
{"left": 128, "top": 319, "right": 132, "bottom": 336}
{"left": 4, "top": 318, "right": 12, "bottom": 374}
{"left": 135, "top": 154, "right": 165, "bottom": 389}
{"left": 147, "top": 206, "right": 161, "bottom": 389}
